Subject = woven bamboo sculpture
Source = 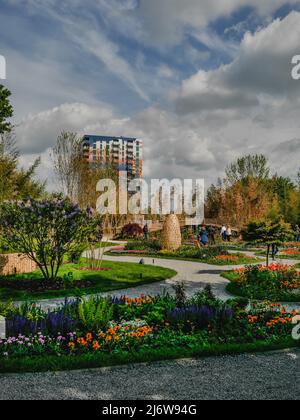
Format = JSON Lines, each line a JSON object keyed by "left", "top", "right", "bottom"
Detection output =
{"left": 161, "top": 214, "right": 182, "bottom": 251}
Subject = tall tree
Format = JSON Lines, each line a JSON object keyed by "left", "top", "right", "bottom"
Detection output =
{"left": 225, "top": 154, "right": 270, "bottom": 186}
{"left": 206, "top": 154, "right": 274, "bottom": 227}
{"left": 52, "top": 131, "right": 83, "bottom": 202}
{"left": 0, "top": 85, "right": 13, "bottom": 134}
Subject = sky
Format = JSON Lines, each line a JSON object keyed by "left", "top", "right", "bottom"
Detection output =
{"left": 1, "top": 0, "right": 300, "bottom": 190}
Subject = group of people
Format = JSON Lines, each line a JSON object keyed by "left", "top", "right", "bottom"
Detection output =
{"left": 220, "top": 225, "right": 232, "bottom": 242}
{"left": 197, "top": 225, "right": 232, "bottom": 247}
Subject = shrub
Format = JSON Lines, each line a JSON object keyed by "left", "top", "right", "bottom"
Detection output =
{"left": 0, "top": 198, "right": 97, "bottom": 281}
{"left": 121, "top": 224, "right": 143, "bottom": 239}
{"left": 125, "top": 240, "right": 161, "bottom": 252}
{"left": 231, "top": 263, "right": 300, "bottom": 300}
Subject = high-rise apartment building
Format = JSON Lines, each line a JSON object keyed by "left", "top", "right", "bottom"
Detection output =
{"left": 82, "top": 135, "right": 143, "bottom": 179}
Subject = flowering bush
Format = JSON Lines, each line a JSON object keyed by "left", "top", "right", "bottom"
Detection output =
{"left": 0, "top": 198, "right": 97, "bottom": 281}
{"left": 231, "top": 263, "right": 300, "bottom": 301}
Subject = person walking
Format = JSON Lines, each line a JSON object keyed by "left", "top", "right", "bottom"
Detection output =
{"left": 221, "top": 225, "right": 227, "bottom": 241}
{"left": 143, "top": 224, "right": 149, "bottom": 241}
{"left": 226, "top": 226, "right": 232, "bottom": 242}
{"left": 199, "top": 228, "right": 209, "bottom": 247}
{"left": 271, "top": 244, "right": 279, "bottom": 261}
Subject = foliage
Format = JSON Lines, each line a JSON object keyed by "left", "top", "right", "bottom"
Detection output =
{"left": 121, "top": 223, "right": 143, "bottom": 239}
{"left": 125, "top": 240, "right": 161, "bottom": 252}
{"left": 0, "top": 198, "right": 95, "bottom": 280}
{"left": 1, "top": 291, "right": 298, "bottom": 362}
{"left": 0, "top": 132, "right": 45, "bottom": 202}
{"left": 227, "top": 263, "right": 300, "bottom": 301}
{"left": 78, "top": 297, "right": 113, "bottom": 331}
{"left": 0, "top": 85, "right": 13, "bottom": 134}
{"left": 172, "top": 282, "right": 187, "bottom": 308}
{"left": 242, "top": 219, "right": 293, "bottom": 265}
{"left": 205, "top": 154, "right": 300, "bottom": 228}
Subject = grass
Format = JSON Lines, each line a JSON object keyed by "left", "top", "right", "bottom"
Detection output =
{"left": 105, "top": 251, "right": 261, "bottom": 266}
{"left": 0, "top": 337, "right": 297, "bottom": 374}
{"left": 0, "top": 260, "right": 177, "bottom": 301}
{"left": 222, "top": 271, "right": 300, "bottom": 303}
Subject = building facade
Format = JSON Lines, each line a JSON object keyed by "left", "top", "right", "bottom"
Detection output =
{"left": 82, "top": 135, "right": 143, "bottom": 179}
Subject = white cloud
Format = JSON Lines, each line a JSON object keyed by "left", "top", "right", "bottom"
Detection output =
{"left": 176, "top": 12, "right": 300, "bottom": 114}
{"left": 16, "top": 102, "right": 115, "bottom": 154}
{"left": 134, "top": 0, "right": 300, "bottom": 46}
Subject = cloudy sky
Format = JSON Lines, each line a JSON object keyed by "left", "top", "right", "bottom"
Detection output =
{"left": 1, "top": 0, "right": 300, "bottom": 189}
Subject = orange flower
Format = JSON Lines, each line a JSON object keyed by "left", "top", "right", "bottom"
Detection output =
{"left": 77, "top": 337, "right": 88, "bottom": 346}
{"left": 92, "top": 340, "right": 100, "bottom": 350}
{"left": 86, "top": 333, "right": 93, "bottom": 342}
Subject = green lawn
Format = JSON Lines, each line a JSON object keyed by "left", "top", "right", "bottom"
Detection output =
{"left": 0, "top": 260, "right": 177, "bottom": 301}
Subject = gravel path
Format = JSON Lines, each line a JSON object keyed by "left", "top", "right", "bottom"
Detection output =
{"left": 0, "top": 349, "right": 299, "bottom": 400}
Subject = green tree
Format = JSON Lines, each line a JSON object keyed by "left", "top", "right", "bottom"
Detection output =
{"left": 0, "top": 132, "right": 45, "bottom": 201}
{"left": 0, "top": 85, "right": 13, "bottom": 134}
{"left": 242, "top": 219, "right": 293, "bottom": 266}
{"left": 225, "top": 154, "right": 270, "bottom": 186}
{"left": 0, "top": 198, "right": 97, "bottom": 281}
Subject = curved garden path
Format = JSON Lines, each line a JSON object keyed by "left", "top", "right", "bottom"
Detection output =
{"left": 29, "top": 247, "right": 300, "bottom": 312}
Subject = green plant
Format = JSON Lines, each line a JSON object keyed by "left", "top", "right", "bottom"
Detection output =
{"left": 78, "top": 297, "right": 113, "bottom": 331}
{"left": 172, "top": 282, "right": 187, "bottom": 308}
{"left": 63, "top": 272, "right": 74, "bottom": 289}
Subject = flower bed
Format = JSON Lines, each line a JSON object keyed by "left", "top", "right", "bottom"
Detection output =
{"left": 0, "top": 287, "right": 298, "bottom": 370}
{"left": 108, "top": 243, "right": 260, "bottom": 265}
{"left": 224, "top": 263, "right": 300, "bottom": 302}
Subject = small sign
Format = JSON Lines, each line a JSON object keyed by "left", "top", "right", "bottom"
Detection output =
{"left": 0, "top": 316, "right": 6, "bottom": 339}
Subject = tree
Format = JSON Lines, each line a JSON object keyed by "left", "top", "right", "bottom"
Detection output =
{"left": 0, "top": 85, "right": 13, "bottom": 134}
{"left": 225, "top": 154, "right": 270, "bottom": 186}
{"left": 242, "top": 219, "right": 293, "bottom": 266}
{"left": 0, "top": 198, "right": 96, "bottom": 281}
{"left": 0, "top": 131, "right": 45, "bottom": 202}
{"left": 52, "top": 131, "right": 83, "bottom": 202}
{"left": 205, "top": 155, "right": 280, "bottom": 227}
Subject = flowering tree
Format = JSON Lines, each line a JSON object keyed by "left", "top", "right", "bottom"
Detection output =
{"left": 0, "top": 198, "right": 96, "bottom": 280}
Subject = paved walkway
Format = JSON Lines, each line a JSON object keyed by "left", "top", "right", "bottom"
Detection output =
{"left": 34, "top": 250, "right": 300, "bottom": 312}
{"left": 1, "top": 349, "right": 299, "bottom": 400}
